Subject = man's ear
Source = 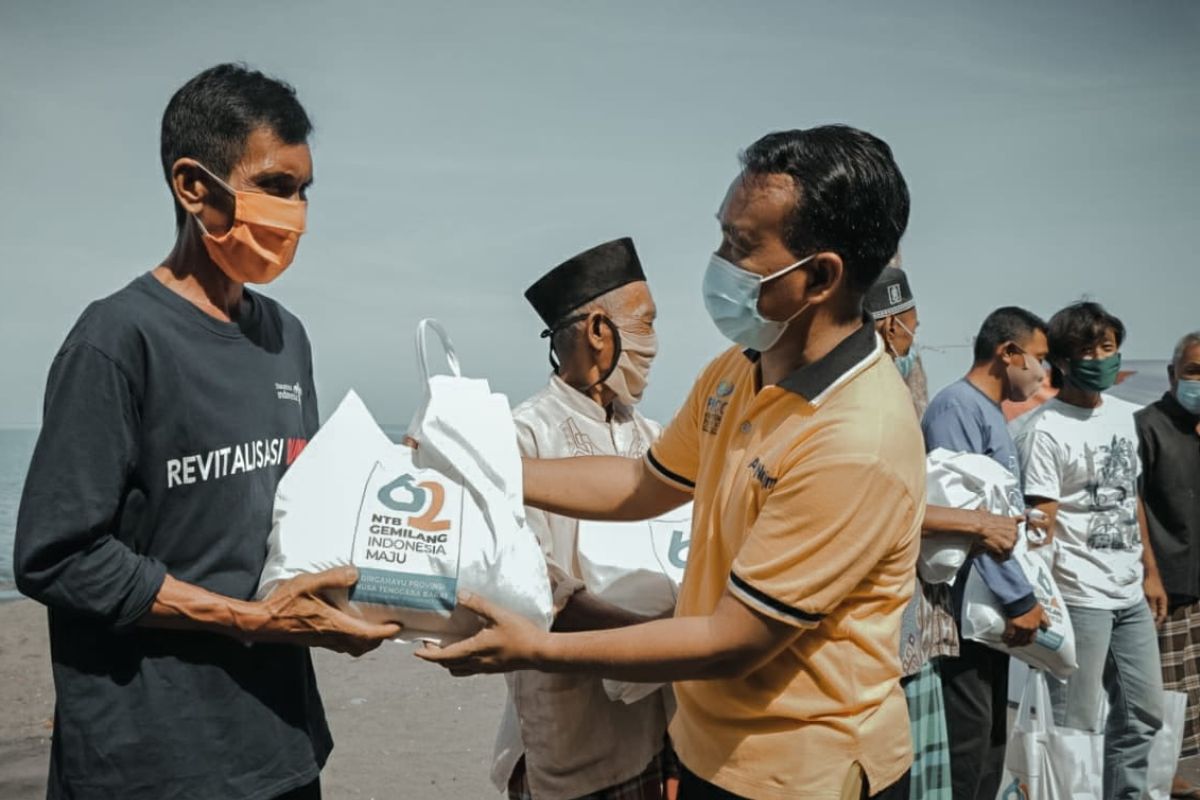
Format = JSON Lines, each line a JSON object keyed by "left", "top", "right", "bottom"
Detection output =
{"left": 804, "top": 252, "right": 843, "bottom": 304}
{"left": 585, "top": 311, "right": 608, "bottom": 352}
{"left": 997, "top": 341, "right": 1018, "bottom": 366}
{"left": 171, "top": 158, "right": 234, "bottom": 220}
{"left": 171, "top": 159, "right": 211, "bottom": 217}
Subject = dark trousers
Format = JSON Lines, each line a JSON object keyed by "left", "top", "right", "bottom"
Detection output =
{"left": 273, "top": 779, "right": 321, "bottom": 800}
{"left": 679, "top": 765, "right": 910, "bottom": 799}
{"left": 941, "top": 640, "right": 1009, "bottom": 800}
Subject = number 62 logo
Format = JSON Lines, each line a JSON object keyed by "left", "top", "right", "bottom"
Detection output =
{"left": 377, "top": 473, "right": 451, "bottom": 532}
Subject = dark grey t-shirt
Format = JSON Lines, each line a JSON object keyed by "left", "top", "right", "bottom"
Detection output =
{"left": 14, "top": 273, "right": 331, "bottom": 799}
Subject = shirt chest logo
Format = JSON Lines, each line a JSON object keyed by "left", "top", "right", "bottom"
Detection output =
{"left": 703, "top": 380, "right": 735, "bottom": 435}
{"left": 275, "top": 382, "right": 303, "bottom": 406}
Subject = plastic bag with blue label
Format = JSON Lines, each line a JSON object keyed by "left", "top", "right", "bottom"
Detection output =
{"left": 576, "top": 505, "right": 693, "bottom": 703}
{"left": 256, "top": 319, "right": 554, "bottom": 644}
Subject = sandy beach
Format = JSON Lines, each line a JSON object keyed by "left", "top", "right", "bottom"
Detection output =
{"left": 0, "top": 599, "right": 507, "bottom": 799}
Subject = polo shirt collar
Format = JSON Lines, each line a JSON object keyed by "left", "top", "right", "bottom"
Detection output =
{"left": 742, "top": 314, "right": 883, "bottom": 405}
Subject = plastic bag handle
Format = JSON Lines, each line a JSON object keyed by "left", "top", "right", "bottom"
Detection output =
{"left": 416, "top": 319, "right": 462, "bottom": 383}
{"left": 1015, "top": 669, "right": 1054, "bottom": 734}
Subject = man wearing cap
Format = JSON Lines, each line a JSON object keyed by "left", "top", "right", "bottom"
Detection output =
{"left": 492, "top": 237, "right": 671, "bottom": 800}
{"left": 866, "top": 266, "right": 922, "bottom": 408}
{"left": 864, "top": 268, "right": 1027, "bottom": 800}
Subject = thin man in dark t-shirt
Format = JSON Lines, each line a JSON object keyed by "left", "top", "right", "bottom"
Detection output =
{"left": 13, "top": 64, "right": 399, "bottom": 800}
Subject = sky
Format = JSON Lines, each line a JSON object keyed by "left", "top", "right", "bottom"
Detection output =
{"left": 0, "top": 1, "right": 1197, "bottom": 428}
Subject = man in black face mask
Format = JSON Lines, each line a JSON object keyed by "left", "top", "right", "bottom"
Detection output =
{"left": 492, "top": 238, "right": 673, "bottom": 800}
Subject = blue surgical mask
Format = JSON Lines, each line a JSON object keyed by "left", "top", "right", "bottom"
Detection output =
{"left": 702, "top": 253, "right": 815, "bottom": 351}
{"left": 888, "top": 317, "right": 917, "bottom": 379}
{"left": 1177, "top": 379, "right": 1200, "bottom": 416}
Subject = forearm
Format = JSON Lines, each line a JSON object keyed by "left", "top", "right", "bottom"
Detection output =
{"left": 1138, "top": 500, "right": 1160, "bottom": 575}
{"left": 552, "top": 590, "right": 651, "bottom": 633}
{"left": 140, "top": 574, "right": 271, "bottom": 639}
{"left": 922, "top": 505, "right": 984, "bottom": 538}
{"left": 523, "top": 455, "right": 686, "bottom": 521}
{"left": 534, "top": 614, "right": 747, "bottom": 682}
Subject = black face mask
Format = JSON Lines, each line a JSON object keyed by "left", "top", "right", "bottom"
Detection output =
{"left": 540, "top": 313, "right": 623, "bottom": 392}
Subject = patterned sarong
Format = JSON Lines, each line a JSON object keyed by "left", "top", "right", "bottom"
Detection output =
{"left": 1159, "top": 600, "right": 1200, "bottom": 757}
{"left": 901, "top": 660, "right": 952, "bottom": 800}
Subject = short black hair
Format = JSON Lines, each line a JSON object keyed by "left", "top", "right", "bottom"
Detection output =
{"left": 160, "top": 63, "right": 313, "bottom": 226}
{"left": 972, "top": 306, "right": 1047, "bottom": 364}
{"left": 739, "top": 125, "right": 910, "bottom": 295}
{"left": 1046, "top": 301, "right": 1126, "bottom": 388}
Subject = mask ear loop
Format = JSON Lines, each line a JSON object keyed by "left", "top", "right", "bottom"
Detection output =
{"left": 540, "top": 313, "right": 623, "bottom": 392}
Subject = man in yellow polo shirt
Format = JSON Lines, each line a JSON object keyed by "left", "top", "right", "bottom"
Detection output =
{"left": 418, "top": 125, "right": 924, "bottom": 800}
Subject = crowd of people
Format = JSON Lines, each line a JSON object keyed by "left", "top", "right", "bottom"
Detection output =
{"left": 11, "top": 62, "right": 1199, "bottom": 800}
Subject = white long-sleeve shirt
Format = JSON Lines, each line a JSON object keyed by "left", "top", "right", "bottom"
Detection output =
{"left": 491, "top": 375, "right": 669, "bottom": 800}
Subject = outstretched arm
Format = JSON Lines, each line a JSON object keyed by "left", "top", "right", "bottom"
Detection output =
{"left": 417, "top": 590, "right": 797, "bottom": 683}
{"left": 523, "top": 455, "right": 691, "bottom": 522}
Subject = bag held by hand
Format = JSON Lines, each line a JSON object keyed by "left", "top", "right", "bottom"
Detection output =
{"left": 256, "top": 319, "right": 553, "bottom": 643}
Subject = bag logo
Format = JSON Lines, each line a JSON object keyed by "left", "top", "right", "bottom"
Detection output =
{"left": 668, "top": 529, "right": 690, "bottom": 570}
{"left": 1000, "top": 777, "right": 1029, "bottom": 799}
{"left": 376, "top": 473, "right": 451, "bottom": 532}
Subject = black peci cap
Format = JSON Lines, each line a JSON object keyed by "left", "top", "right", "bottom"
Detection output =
{"left": 524, "top": 237, "right": 646, "bottom": 329}
{"left": 864, "top": 266, "right": 915, "bottom": 320}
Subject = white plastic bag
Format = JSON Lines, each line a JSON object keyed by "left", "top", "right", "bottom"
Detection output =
{"left": 577, "top": 504, "right": 692, "bottom": 616}
{"left": 962, "top": 528, "right": 1077, "bottom": 680}
{"left": 921, "top": 449, "right": 1001, "bottom": 583}
{"left": 576, "top": 505, "right": 693, "bottom": 703}
{"left": 1146, "top": 690, "right": 1188, "bottom": 800}
{"left": 935, "top": 449, "right": 1077, "bottom": 679}
{"left": 257, "top": 319, "right": 553, "bottom": 643}
{"left": 998, "top": 670, "right": 1103, "bottom": 800}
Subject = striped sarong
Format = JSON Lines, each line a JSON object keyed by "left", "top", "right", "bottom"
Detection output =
{"left": 902, "top": 660, "right": 952, "bottom": 800}
{"left": 1159, "top": 600, "right": 1200, "bottom": 757}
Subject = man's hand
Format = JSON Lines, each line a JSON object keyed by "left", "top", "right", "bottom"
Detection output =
{"left": 972, "top": 510, "right": 1021, "bottom": 560}
{"left": 249, "top": 567, "right": 402, "bottom": 656}
{"left": 416, "top": 592, "right": 547, "bottom": 676}
{"left": 1145, "top": 570, "right": 1169, "bottom": 627}
{"left": 1003, "top": 603, "right": 1049, "bottom": 648}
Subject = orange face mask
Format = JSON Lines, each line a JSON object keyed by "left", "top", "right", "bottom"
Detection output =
{"left": 193, "top": 163, "right": 307, "bottom": 285}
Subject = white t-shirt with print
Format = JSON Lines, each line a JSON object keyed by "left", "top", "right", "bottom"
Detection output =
{"left": 1013, "top": 395, "right": 1145, "bottom": 609}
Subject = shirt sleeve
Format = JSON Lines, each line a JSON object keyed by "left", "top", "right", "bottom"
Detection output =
{"left": 14, "top": 343, "right": 167, "bottom": 629}
{"left": 644, "top": 368, "right": 707, "bottom": 493}
{"left": 1016, "top": 427, "right": 1064, "bottom": 502}
{"left": 969, "top": 554, "right": 1036, "bottom": 617}
{"left": 922, "top": 397, "right": 986, "bottom": 455}
{"left": 729, "top": 454, "right": 920, "bottom": 628}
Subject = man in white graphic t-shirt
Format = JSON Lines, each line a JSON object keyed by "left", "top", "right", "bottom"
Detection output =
{"left": 1014, "top": 301, "right": 1168, "bottom": 800}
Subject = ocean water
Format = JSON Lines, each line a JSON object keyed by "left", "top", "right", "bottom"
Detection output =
{"left": 0, "top": 428, "right": 38, "bottom": 600}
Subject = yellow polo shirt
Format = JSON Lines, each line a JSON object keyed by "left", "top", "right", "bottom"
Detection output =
{"left": 646, "top": 320, "right": 925, "bottom": 799}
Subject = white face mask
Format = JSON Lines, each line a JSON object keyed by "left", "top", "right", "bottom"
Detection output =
{"left": 604, "top": 328, "right": 657, "bottom": 406}
{"left": 702, "top": 253, "right": 815, "bottom": 351}
{"left": 1006, "top": 345, "right": 1047, "bottom": 402}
